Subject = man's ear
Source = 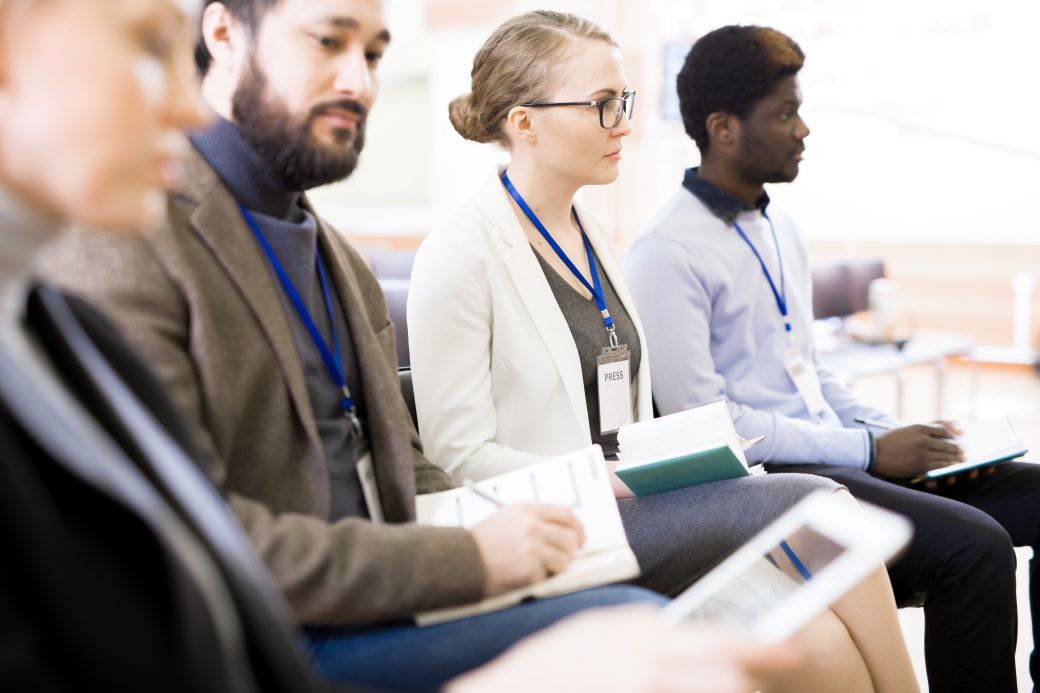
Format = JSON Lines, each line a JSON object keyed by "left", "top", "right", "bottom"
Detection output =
{"left": 505, "top": 106, "right": 538, "bottom": 146}
{"left": 200, "top": 2, "right": 248, "bottom": 73}
{"left": 705, "top": 111, "right": 738, "bottom": 149}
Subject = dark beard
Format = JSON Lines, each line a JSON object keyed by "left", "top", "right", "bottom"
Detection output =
{"left": 736, "top": 151, "right": 796, "bottom": 185}
{"left": 231, "top": 58, "right": 367, "bottom": 191}
{"left": 737, "top": 130, "right": 799, "bottom": 185}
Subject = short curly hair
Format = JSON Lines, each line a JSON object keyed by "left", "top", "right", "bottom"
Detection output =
{"left": 677, "top": 25, "right": 804, "bottom": 153}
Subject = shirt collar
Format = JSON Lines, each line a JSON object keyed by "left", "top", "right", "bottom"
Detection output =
{"left": 189, "top": 116, "right": 301, "bottom": 221}
{"left": 0, "top": 186, "right": 64, "bottom": 325}
{"left": 681, "top": 167, "right": 770, "bottom": 225}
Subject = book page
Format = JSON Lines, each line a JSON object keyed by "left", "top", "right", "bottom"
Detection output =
{"left": 617, "top": 400, "right": 746, "bottom": 466}
{"left": 414, "top": 446, "right": 639, "bottom": 626}
{"left": 416, "top": 445, "right": 626, "bottom": 555}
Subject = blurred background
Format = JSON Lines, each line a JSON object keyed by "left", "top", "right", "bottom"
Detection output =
{"left": 308, "top": 2, "right": 1039, "bottom": 686}
{"left": 313, "top": 0, "right": 1040, "bottom": 365}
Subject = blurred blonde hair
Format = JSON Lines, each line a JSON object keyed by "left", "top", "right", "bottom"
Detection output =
{"left": 0, "top": 0, "right": 43, "bottom": 24}
{"left": 449, "top": 10, "right": 616, "bottom": 147}
{"left": 0, "top": 0, "right": 45, "bottom": 61}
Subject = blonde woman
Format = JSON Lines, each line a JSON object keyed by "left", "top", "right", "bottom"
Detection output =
{"left": 409, "top": 11, "right": 918, "bottom": 692}
{"left": 0, "top": 2, "right": 801, "bottom": 691}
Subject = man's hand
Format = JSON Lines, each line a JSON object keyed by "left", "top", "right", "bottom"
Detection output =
{"left": 447, "top": 605, "right": 802, "bottom": 693}
{"left": 470, "top": 504, "right": 586, "bottom": 596}
{"left": 874, "top": 422, "right": 964, "bottom": 479}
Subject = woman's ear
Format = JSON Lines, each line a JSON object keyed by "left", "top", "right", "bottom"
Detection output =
{"left": 505, "top": 106, "right": 538, "bottom": 146}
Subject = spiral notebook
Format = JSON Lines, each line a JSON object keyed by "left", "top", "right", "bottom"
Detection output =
{"left": 414, "top": 445, "right": 639, "bottom": 626}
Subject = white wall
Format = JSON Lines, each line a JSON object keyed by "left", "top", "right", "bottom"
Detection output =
{"left": 311, "top": 0, "right": 1040, "bottom": 247}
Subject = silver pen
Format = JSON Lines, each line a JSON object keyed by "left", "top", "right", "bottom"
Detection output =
{"left": 854, "top": 417, "right": 896, "bottom": 430}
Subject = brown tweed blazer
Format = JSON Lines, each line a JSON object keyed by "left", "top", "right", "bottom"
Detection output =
{"left": 41, "top": 147, "right": 486, "bottom": 625}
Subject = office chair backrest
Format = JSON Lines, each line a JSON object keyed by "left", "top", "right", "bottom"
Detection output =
{"left": 398, "top": 367, "right": 418, "bottom": 429}
{"left": 379, "top": 278, "right": 410, "bottom": 368}
{"left": 811, "top": 259, "right": 886, "bottom": 319}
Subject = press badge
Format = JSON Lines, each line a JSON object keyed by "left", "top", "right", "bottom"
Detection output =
{"left": 597, "top": 345, "right": 633, "bottom": 434}
{"left": 782, "top": 342, "right": 827, "bottom": 416}
{"left": 356, "top": 452, "right": 385, "bottom": 523}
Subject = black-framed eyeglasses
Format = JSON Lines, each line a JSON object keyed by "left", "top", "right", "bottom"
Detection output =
{"left": 519, "top": 90, "right": 636, "bottom": 129}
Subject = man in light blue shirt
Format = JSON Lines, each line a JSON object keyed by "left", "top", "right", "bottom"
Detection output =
{"left": 626, "top": 25, "right": 1040, "bottom": 693}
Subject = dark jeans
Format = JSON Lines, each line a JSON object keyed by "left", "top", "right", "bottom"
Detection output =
{"left": 768, "top": 461, "right": 1040, "bottom": 693}
{"left": 303, "top": 585, "right": 665, "bottom": 692}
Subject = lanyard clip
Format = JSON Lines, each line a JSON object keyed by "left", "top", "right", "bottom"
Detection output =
{"left": 607, "top": 325, "right": 619, "bottom": 349}
{"left": 346, "top": 410, "right": 364, "bottom": 441}
{"left": 342, "top": 385, "right": 364, "bottom": 441}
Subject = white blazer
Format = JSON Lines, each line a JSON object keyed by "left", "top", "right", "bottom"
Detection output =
{"left": 408, "top": 170, "right": 654, "bottom": 482}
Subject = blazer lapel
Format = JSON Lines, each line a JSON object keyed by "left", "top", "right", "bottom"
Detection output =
{"left": 26, "top": 285, "right": 311, "bottom": 667}
{"left": 478, "top": 173, "right": 589, "bottom": 430}
{"left": 308, "top": 200, "right": 416, "bottom": 521}
{"left": 0, "top": 341, "right": 147, "bottom": 507}
{"left": 7, "top": 290, "right": 263, "bottom": 687}
{"left": 180, "top": 150, "right": 321, "bottom": 451}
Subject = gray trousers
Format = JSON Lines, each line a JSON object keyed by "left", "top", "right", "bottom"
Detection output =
{"left": 618, "top": 473, "right": 841, "bottom": 596}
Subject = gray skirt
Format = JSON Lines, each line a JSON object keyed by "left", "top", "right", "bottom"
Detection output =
{"left": 618, "top": 472, "right": 842, "bottom": 596}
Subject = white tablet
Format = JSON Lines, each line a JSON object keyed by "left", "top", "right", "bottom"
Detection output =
{"left": 660, "top": 491, "right": 912, "bottom": 645}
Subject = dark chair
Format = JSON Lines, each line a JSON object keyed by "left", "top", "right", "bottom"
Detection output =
{"left": 846, "top": 259, "right": 885, "bottom": 314}
{"left": 365, "top": 247, "right": 417, "bottom": 368}
{"left": 811, "top": 258, "right": 885, "bottom": 320}
{"left": 810, "top": 262, "right": 854, "bottom": 320}
{"left": 380, "top": 278, "right": 410, "bottom": 368}
{"left": 398, "top": 367, "right": 418, "bottom": 429}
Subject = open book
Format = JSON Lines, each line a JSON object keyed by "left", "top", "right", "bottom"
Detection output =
{"left": 615, "top": 401, "right": 765, "bottom": 497}
{"left": 414, "top": 445, "right": 639, "bottom": 626}
{"left": 924, "top": 418, "right": 1028, "bottom": 479}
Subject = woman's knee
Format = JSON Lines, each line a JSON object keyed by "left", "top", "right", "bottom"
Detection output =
{"left": 772, "top": 609, "right": 873, "bottom": 693}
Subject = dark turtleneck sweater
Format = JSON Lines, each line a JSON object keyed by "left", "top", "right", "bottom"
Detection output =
{"left": 191, "top": 118, "right": 369, "bottom": 521}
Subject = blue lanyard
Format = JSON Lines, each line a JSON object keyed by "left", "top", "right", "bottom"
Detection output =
{"left": 240, "top": 207, "right": 362, "bottom": 437}
{"left": 732, "top": 211, "right": 790, "bottom": 333}
{"left": 779, "top": 539, "right": 813, "bottom": 581}
{"left": 500, "top": 171, "right": 618, "bottom": 347}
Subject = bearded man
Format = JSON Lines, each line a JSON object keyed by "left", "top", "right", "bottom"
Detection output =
{"left": 41, "top": 1, "right": 662, "bottom": 689}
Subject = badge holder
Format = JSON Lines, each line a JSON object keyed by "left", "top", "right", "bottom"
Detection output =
{"left": 356, "top": 450, "right": 385, "bottom": 524}
{"left": 597, "top": 328, "right": 633, "bottom": 434}
{"left": 782, "top": 333, "right": 827, "bottom": 416}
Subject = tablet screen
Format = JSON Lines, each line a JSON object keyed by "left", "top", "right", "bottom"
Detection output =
{"left": 683, "top": 525, "right": 848, "bottom": 631}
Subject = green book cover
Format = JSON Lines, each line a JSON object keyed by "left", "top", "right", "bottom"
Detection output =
{"left": 615, "top": 446, "right": 749, "bottom": 497}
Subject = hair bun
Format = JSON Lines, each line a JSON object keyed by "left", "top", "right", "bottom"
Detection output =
{"left": 449, "top": 11, "right": 615, "bottom": 148}
{"left": 448, "top": 94, "right": 489, "bottom": 143}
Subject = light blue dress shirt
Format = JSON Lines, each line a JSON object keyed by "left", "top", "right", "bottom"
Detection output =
{"left": 625, "top": 180, "right": 900, "bottom": 469}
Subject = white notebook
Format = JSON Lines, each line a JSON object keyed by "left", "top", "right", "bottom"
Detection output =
{"left": 616, "top": 401, "right": 765, "bottom": 476}
{"left": 414, "top": 445, "right": 639, "bottom": 626}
